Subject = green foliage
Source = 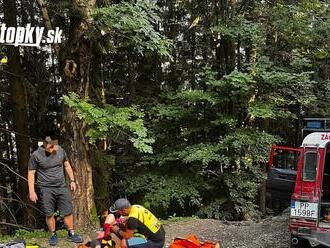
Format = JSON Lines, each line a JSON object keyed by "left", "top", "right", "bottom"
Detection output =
{"left": 248, "top": 102, "right": 278, "bottom": 119}
{"left": 175, "top": 90, "right": 218, "bottom": 104}
{"left": 118, "top": 173, "right": 202, "bottom": 217}
{"left": 269, "top": 0, "right": 329, "bottom": 49}
{"left": 63, "top": 92, "right": 154, "bottom": 153}
{"left": 178, "top": 144, "right": 225, "bottom": 166}
{"left": 133, "top": 127, "right": 278, "bottom": 219}
{"left": 211, "top": 17, "right": 264, "bottom": 46}
{"left": 249, "top": 56, "right": 317, "bottom": 119}
{"left": 1, "top": 0, "right": 329, "bottom": 234}
{"left": 91, "top": 150, "right": 116, "bottom": 168}
{"left": 221, "top": 129, "right": 279, "bottom": 163}
{"left": 224, "top": 170, "right": 262, "bottom": 219}
{"left": 93, "top": 0, "right": 172, "bottom": 56}
{"left": 151, "top": 104, "right": 191, "bottom": 120}
{"left": 104, "top": 0, "right": 327, "bottom": 221}
{"left": 197, "top": 198, "right": 230, "bottom": 220}
{"left": 202, "top": 67, "right": 255, "bottom": 94}
{"left": 290, "top": 50, "right": 313, "bottom": 70}
{"left": 211, "top": 115, "right": 237, "bottom": 129}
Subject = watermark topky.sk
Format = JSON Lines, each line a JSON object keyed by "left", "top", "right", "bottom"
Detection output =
{"left": 0, "top": 23, "right": 63, "bottom": 47}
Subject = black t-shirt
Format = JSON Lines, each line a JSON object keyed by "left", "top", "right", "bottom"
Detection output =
{"left": 127, "top": 217, "right": 165, "bottom": 242}
{"left": 28, "top": 146, "right": 69, "bottom": 187}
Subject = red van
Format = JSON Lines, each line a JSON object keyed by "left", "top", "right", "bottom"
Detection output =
{"left": 289, "top": 132, "right": 330, "bottom": 247}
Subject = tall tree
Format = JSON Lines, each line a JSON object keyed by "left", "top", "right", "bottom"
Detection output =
{"left": 3, "top": 0, "right": 33, "bottom": 226}
{"left": 59, "top": 0, "right": 97, "bottom": 228}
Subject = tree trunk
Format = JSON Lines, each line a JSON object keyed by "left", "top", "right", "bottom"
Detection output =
{"left": 127, "top": 53, "right": 136, "bottom": 103}
{"left": 35, "top": 0, "right": 60, "bottom": 55}
{"left": 60, "top": 0, "right": 97, "bottom": 228}
{"left": 3, "top": 0, "right": 35, "bottom": 227}
{"left": 62, "top": 109, "right": 94, "bottom": 228}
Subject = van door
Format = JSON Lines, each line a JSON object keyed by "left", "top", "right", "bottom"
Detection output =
{"left": 290, "top": 147, "right": 319, "bottom": 221}
{"left": 267, "top": 145, "right": 301, "bottom": 206}
{"left": 319, "top": 144, "right": 330, "bottom": 227}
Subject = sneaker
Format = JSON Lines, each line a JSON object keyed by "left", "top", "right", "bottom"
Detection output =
{"left": 49, "top": 234, "right": 58, "bottom": 246}
{"left": 67, "top": 234, "right": 83, "bottom": 243}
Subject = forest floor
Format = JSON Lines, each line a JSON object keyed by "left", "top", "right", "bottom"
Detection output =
{"left": 164, "top": 211, "right": 290, "bottom": 248}
{"left": 1, "top": 211, "right": 292, "bottom": 248}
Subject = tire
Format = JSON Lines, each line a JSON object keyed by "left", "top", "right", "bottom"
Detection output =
{"left": 290, "top": 234, "right": 311, "bottom": 248}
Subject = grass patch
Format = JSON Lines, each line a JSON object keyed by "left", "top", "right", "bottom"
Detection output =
{"left": 0, "top": 229, "right": 68, "bottom": 243}
{"left": 15, "top": 229, "right": 68, "bottom": 239}
{"left": 0, "top": 234, "right": 12, "bottom": 242}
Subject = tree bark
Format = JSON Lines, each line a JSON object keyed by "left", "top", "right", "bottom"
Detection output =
{"left": 35, "top": 0, "right": 60, "bottom": 55}
{"left": 127, "top": 53, "right": 136, "bottom": 103}
{"left": 3, "top": 0, "right": 35, "bottom": 227}
{"left": 60, "top": 0, "right": 97, "bottom": 228}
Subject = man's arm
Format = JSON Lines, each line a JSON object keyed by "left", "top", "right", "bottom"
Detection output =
{"left": 64, "top": 160, "right": 75, "bottom": 181}
{"left": 112, "top": 225, "right": 135, "bottom": 239}
{"left": 28, "top": 170, "right": 38, "bottom": 203}
{"left": 64, "top": 160, "right": 77, "bottom": 192}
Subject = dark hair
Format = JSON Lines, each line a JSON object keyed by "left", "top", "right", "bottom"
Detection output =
{"left": 99, "top": 210, "right": 109, "bottom": 228}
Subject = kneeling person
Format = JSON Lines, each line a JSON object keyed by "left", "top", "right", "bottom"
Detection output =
{"left": 109, "top": 199, "right": 165, "bottom": 248}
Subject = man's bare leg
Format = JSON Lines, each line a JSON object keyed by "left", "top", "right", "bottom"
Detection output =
{"left": 63, "top": 214, "right": 83, "bottom": 243}
{"left": 46, "top": 216, "right": 58, "bottom": 246}
{"left": 63, "top": 214, "right": 74, "bottom": 230}
{"left": 46, "top": 215, "right": 56, "bottom": 232}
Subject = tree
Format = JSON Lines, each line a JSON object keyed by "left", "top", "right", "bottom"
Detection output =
{"left": 3, "top": 0, "right": 34, "bottom": 227}
{"left": 56, "top": 0, "right": 97, "bottom": 228}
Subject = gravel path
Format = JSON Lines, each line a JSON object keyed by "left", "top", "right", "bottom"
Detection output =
{"left": 4, "top": 213, "right": 291, "bottom": 247}
{"left": 164, "top": 214, "right": 290, "bottom": 248}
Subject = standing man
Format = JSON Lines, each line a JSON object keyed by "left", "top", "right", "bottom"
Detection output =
{"left": 28, "top": 136, "right": 83, "bottom": 246}
{"left": 109, "top": 198, "right": 165, "bottom": 248}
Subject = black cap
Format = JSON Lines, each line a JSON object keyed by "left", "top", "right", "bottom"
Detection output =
{"left": 109, "top": 198, "right": 131, "bottom": 213}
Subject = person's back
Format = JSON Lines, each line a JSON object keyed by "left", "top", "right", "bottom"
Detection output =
{"left": 109, "top": 199, "right": 165, "bottom": 248}
{"left": 127, "top": 205, "right": 164, "bottom": 243}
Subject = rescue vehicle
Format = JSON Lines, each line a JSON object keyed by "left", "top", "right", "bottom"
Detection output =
{"left": 289, "top": 131, "right": 330, "bottom": 247}
{"left": 267, "top": 118, "right": 330, "bottom": 247}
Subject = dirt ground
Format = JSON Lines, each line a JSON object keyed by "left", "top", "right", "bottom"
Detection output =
{"left": 164, "top": 214, "right": 291, "bottom": 248}
{"left": 5, "top": 212, "right": 291, "bottom": 248}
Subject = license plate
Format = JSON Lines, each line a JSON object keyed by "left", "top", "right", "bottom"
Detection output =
{"left": 291, "top": 201, "right": 318, "bottom": 219}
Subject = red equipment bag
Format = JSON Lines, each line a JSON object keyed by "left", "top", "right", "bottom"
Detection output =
{"left": 169, "top": 234, "right": 220, "bottom": 248}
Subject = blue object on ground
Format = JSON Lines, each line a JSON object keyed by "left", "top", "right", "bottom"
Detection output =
{"left": 127, "top": 237, "right": 148, "bottom": 246}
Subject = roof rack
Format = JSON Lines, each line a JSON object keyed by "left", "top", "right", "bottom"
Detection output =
{"left": 302, "top": 118, "right": 330, "bottom": 139}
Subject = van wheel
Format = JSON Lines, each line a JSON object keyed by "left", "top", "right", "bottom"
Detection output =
{"left": 290, "top": 234, "right": 310, "bottom": 248}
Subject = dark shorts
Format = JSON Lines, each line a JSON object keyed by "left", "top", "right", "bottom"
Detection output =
{"left": 37, "top": 186, "right": 73, "bottom": 217}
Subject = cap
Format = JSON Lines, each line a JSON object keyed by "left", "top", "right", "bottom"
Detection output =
{"left": 109, "top": 198, "right": 131, "bottom": 213}
{"left": 43, "top": 136, "right": 58, "bottom": 146}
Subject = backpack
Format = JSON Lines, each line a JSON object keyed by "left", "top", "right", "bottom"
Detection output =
{"left": 0, "top": 241, "right": 25, "bottom": 248}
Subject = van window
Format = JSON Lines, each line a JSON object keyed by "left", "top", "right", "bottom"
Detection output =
{"left": 303, "top": 151, "right": 318, "bottom": 181}
{"left": 273, "top": 150, "right": 299, "bottom": 170}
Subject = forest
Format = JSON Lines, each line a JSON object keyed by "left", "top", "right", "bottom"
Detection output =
{"left": 0, "top": 0, "right": 329, "bottom": 237}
